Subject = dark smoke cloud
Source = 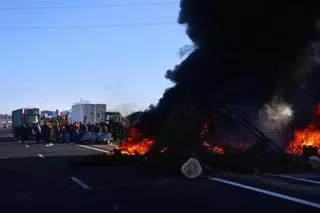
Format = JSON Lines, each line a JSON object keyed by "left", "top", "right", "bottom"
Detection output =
{"left": 137, "top": 0, "right": 320, "bottom": 150}
{"left": 177, "top": 0, "right": 319, "bottom": 103}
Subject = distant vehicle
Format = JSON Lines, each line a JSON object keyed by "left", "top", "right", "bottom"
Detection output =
{"left": 105, "top": 112, "right": 122, "bottom": 123}
{"left": 105, "top": 112, "right": 126, "bottom": 140}
{"left": 12, "top": 108, "right": 40, "bottom": 138}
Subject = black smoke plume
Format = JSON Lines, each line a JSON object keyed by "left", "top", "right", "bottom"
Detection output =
{"left": 136, "top": 0, "right": 320, "bottom": 153}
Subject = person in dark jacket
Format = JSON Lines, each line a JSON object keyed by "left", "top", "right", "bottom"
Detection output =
{"left": 42, "top": 122, "right": 51, "bottom": 143}
{"left": 33, "top": 123, "right": 41, "bottom": 143}
{"left": 65, "top": 124, "right": 71, "bottom": 143}
{"left": 54, "top": 123, "right": 61, "bottom": 142}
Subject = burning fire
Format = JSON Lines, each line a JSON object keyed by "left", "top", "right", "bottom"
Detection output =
{"left": 200, "top": 121, "right": 251, "bottom": 154}
{"left": 285, "top": 103, "right": 320, "bottom": 155}
{"left": 213, "top": 145, "right": 225, "bottom": 154}
{"left": 200, "top": 122, "right": 225, "bottom": 154}
{"left": 285, "top": 124, "right": 320, "bottom": 155}
{"left": 201, "top": 141, "right": 225, "bottom": 154}
{"left": 112, "top": 128, "right": 155, "bottom": 156}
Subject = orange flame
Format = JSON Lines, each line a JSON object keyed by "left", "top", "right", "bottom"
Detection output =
{"left": 113, "top": 128, "right": 155, "bottom": 156}
{"left": 201, "top": 141, "right": 210, "bottom": 148}
{"left": 285, "top": 103, "right": 320, "bottom": 155}
{"left": 200, "top": 122, "right": 225, "bottom": 154}
{"left": 285, "top": 124, "right": 320, "bottom": 155}
{"left": 201, "top": 141, "right": 225, "bottom": 154}
{"left": 213, "top": 145, "right": 225, "bottom": 154}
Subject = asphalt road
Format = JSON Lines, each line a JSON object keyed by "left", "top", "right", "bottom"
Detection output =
{"left": 0, "top": 139, "right": 319, "bottom": 212}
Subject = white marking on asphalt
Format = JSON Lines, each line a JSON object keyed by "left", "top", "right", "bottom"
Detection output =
{"left": 208, "top": 177, "right": 320, "bottom": 209}
{"left": 25, "top": 145, "right": 30, "bottom": 148}
{"left": 77, "top": 145, "right": 110, "bottom": 153}
{"left": 38, "top": 154, "right": 46, "bottom": 159}
{"left": 266, "top": 173, "right": 320, "bottom": 185}
{"left": 70, "top": 177, "right": 91, "bottom": 189}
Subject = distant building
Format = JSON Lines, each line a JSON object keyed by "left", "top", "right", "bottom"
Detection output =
{"left": 0, "top": 114, "right": 12, "bottom": 129}
{"left": 71, "top": 103, "right": 107, "bottom": 124}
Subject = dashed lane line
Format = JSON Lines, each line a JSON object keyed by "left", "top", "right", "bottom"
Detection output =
{"left": 207, "top": 177, "right": 320, "bottom": 209}
{"left": 38, "top": 154, "right": 46, "bottom": 159}
{"left": 70, "top": 177, "right": 91, "bottom": 189}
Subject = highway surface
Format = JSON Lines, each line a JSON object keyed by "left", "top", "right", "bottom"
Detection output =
{"left": 0, "top": 139, "right": 319, "bottom": 212}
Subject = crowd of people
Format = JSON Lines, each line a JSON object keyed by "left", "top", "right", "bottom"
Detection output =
{"left": 19, "top": 121, "right": 125, "bottom": 144}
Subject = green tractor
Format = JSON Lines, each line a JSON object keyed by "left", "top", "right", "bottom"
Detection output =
{"left": 105, "top": 112, "right": 122, "bottom": 123}
{"left": 105, "top": 112, "right": 126, "bottom": 141}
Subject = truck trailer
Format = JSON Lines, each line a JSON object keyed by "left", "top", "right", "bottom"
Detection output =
{"left": 12, "top": 108, "right": 40, "bottom": 138}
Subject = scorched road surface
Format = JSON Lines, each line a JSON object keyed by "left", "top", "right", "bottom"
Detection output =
{"left": 0, "top": 141, "right": 318, "bottom": 212}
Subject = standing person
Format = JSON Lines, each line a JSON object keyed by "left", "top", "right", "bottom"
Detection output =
{"left": 60, "top": 124, "right": 66, "bottom": 143}
{"left": 43, "top": 122, "right": 51, "bottom": 143}
{"left": 34, "top": 123, "right": 41, "bottom": 143}
{"left": 71, "top": 122, "right": 79, "bottom": 142}
{"left": 79, "top": 122, "right": 85, "bottom": 140}
{"left": 65, "top": 124, "right": 71, "bottom": 143}
{"left": 54, "top": 123, "right": 61, "bottom": 143}
{"left": 20, "top": 123, "right": 28, "bottom": 143}
{"left": 76, "top": 122, "right": 81, "bottom": 142}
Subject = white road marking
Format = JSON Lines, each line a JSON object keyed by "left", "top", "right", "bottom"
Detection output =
{"left": 266, "top": 173, "right": 320, "bottom": 185}
{"left": 38, "top": 154, "right": 46, "bottom": 159}
{"left": 207, "top": 177, "right": 320, "bottom": 209}
{"left": 25, "top": 145, "right": 30, "bottom": 148}
{"left": 77, "top": 144, "right": 110, "bottom": 153}
{"left": 70, "top": 177, "right": 91, "bottom": 189}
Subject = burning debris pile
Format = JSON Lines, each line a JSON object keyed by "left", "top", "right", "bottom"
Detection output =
{"left": 102, "top": 0, "right": 320, "bottom": 175}
{"left": 286, "top": 124, "right": 320, "bottom": 155}
{"left": 201, "top": 141, "right": 225, "bottom": 155}
{"left": 109, "top": 128, "right": 155, "bottom": 156}
{"left": 285, "top": 104, "right": 320, "bottom": 156}
{"left": 135, "top": 0, "right": 320, "bottom": 152}
{"left": 200, "top": 122, "right": 225, "bottom": 155}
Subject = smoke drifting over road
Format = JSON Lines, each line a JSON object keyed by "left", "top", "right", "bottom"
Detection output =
{"left": 137, "top": 0, "right": 320, "bottom": 150}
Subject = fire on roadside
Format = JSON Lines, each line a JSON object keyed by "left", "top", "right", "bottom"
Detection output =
{"left": 201, "top": 141, "right": 225, "bottom": 154}
{"left": 285, "top": 103, "right": 320, "bottom": 155}
{"left": 213, "top": 145, "right": 225, "bottom": 154}
{"left": 110, "top": 117, "right": 252, "bottom": 157}
{"left": 110, "top": 128, "right": 155, "bottom": 156}
{"left": 200, "top": 121, "right": 252, "bottom": 154}
{"left": 285, "top": 124, "right": 320, "bottom": 155}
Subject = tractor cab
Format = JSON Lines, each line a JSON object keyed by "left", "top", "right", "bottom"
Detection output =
{"left": 105, "top": 112, "right": 122, "bottom": 123}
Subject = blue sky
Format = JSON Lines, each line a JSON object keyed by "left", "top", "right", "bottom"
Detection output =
{"left": 0, "top": 0, "right": 190, "bottom": 114}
